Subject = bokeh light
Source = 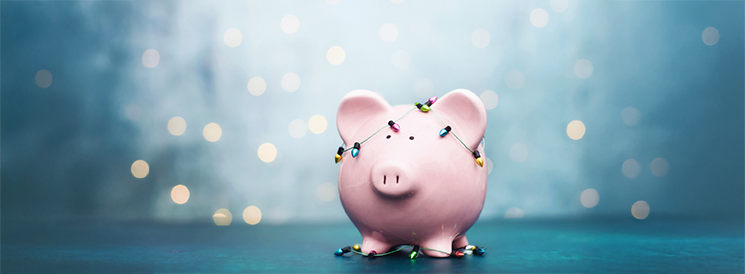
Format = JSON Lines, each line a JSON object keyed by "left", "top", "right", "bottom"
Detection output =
{"left": 168, "top": 116, "right": 187, "bottom": 136}
{"left": 509, "top": 143, "right": 529, "bottom": 163}
{"left": 308, "top": 115, "right": 327, "bottom": 134}
{"left": 622, "top": 106, "right": 641, "bottom": 126}
{"left": 471, "top": 29, "right": 490, "bottom": 49}
{"left": 243, "top": 205, "right": 262, "bottom": 225}
{"left": 631, "top": 201, "right": 650, "bottom": 219}
{"left": 131, "top": 160, "right": 149, "bottom": 179}
{"left": 486, "top": 157, "right": 493, "bottom": 175}
{"left": 223, "top": 28, "right": 242, "bottom": 48}
{"left": 622, "top": 159, "right": 641, "bottom": 178}
{"left": 379, "top": 23, "right": 398, "bottom": 42}
{"left": 504, "top": 207, "right": 524, "bottom": 218}
{"left": 141, "top": 49, "right": 159, "bottom": 68}
{"left": 411, "top": 19, "right": 429, "bottom": 37}
{"left": 479, "top": 90, "right": 499, "bottom": 110}
{"left": 530, "top": 8, "right": 549, "bottom": 28}
{"left": 258, "top": 143, "right": 277, "bottom": 163}
{"left": 288, "top": 119, "right": 307, "bottom": 138}
{"left": 574, "top": 59, "right": 594, "bottom": 79}
{"left": 170, "top": 184, "right": 190, "bottom": 204}
{"left": 550, "top": 0, "right": 569, "bottom": 13}
{"left": 326, "top": 46, "right": 345, "bottom": 65}
{"left": 316, "top": 182, "right": 336, "bottom": 202}
{"left": 415, "top": 78, "right": 434, "bottom": 97}
{"left": 213, "top": 208, "right": 232, "bottom": 226}
{"left": 203, "top": 123, "right": 222, "bottom": 142}
{"left": 35, "top": 69, "right": 53, "bottom": 88}
{"left": 581, "top": 188, "right": 599, "bottom": 208}
{"left": 505, "top": 70, "right": 524, "bottom": 89}
{"left": 391, "top": 50, "right": 411, "bottom": 69}
{"left": 247, "top": 77, "right": 266, "bottom": 96}
{"left": 651, "top": 158, "right": 669, "bottom": 177}
{"left": 702, "top": 27, "right": 719, "bottom": 46}
{"left": 566, "top": 120, "right": 586, "bottom": 140}
{"left": 281, "top": 73, "right": 300, "bottom": 92}
{"left": 280, "top": 15, "right": 299, "bottom": 34}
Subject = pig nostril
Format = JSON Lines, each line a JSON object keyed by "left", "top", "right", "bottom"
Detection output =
{"left": 396, "top": 176, "right": 399, "bottom": 184}
{"left": 409, "top": 136, "right": 415, "bottom": 140}
{"left": 383, "top": 175, "right": 386, "bottom": 185}
{"left": 386, "top": 135, "right": 391, "bottom": 139}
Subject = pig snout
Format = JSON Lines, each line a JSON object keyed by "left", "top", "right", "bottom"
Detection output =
{"left": 371, "top": 161, "right": 417, "bottom": 198}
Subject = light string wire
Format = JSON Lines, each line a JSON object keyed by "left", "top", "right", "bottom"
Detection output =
{"left": 351, "top": 246, "right": 407, "bottom": 256}
{"left": 420, "top": 247, "right": 452, "bottom": 255}
{"left": 339, "top": 106, "right": 417, "bottom": 152}
{"left": 430, "top": 109, "right": 485, "bottom": 154}
{"left": 348, "top": 245, "right": 486, "bottom": 257}
{"left": 337, "top": 104, "right": 486, "bottom": 156}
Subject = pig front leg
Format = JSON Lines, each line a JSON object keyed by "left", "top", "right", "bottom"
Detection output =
{"left": 421, "top": 238, "right": 453, "bottom": 258}
{"left": 360, "top": 235, "right": 393, "bottom": 255}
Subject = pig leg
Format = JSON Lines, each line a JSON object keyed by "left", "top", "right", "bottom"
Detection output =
{"left": 452, "top": 235, "right": 469, "bottom": 249}
{"left": 360, "top": 235, "right": 393, "bottom": 255}
{"left": 421, "top": 238, "right": 453, "bottom": 258}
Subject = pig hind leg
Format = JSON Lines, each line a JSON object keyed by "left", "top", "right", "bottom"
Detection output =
{"left": 452, "top": 234, "right": 469, "bottom": 249}
{"left": 421, "top": 238, "right": 453, "bottom": 258}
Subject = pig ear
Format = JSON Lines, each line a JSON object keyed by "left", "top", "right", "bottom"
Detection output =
{"left": 336, "top": 90, "right": 392, "bottom": 145}
{"left": 433, "top": 89, "right": 487, "bottom": 149}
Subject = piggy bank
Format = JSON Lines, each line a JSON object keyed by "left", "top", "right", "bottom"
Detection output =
{"left": 336, "top": 89, "right": 487, "bottom": 257}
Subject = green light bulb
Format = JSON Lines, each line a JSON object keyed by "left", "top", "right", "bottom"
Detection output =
{"left": 410, "top": 245, "right": 421, "bottom": 259}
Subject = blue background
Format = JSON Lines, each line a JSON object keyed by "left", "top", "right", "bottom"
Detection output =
{"left": 2, "top": 0, "right": 743, "bottom": 232}
{"left": 2, "top": 1, "right": 744, "bottom": 272}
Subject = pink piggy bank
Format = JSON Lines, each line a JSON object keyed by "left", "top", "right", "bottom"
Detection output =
{"left": 336, "top": 89, "right": 487, "bottom": 257}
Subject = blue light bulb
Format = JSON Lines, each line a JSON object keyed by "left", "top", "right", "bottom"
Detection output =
{"left": 334, "top": 248, "right": 344, "bottom": 256}
{"left": 474, "top": 247, "right": 485, "bottom": 256}
{"left": 439, "top": 126, "right": 451, "bottom": 137}
{"left": 352, "top": 142, "right": 361, "bottom": 158}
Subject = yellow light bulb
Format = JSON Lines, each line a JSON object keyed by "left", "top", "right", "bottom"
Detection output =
{"left": 475, "top": 157, "right": 484, "bottom": 167}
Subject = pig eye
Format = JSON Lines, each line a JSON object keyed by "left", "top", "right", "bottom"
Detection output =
{"left": 386, "top": 135, "right": 391, "bottom": 139}
{"left": 409, "top": 136, "right": 415, "bottom": 140}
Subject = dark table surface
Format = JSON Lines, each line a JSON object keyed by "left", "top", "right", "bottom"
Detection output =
{"left": 2, "top": 217, "right": 743, "bottom": 273}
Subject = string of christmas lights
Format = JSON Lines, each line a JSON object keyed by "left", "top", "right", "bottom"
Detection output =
{"left": 334, "top": 244, "right": 486, "bottom": 259}
{"left": 334, "top": 106, "right": 417, "bottom": 163}
{"left": 334, "top": 95, "right": 485, "bottom": 167}
{"left": 430, "top": 108, "right": 486, "bottom": 167}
